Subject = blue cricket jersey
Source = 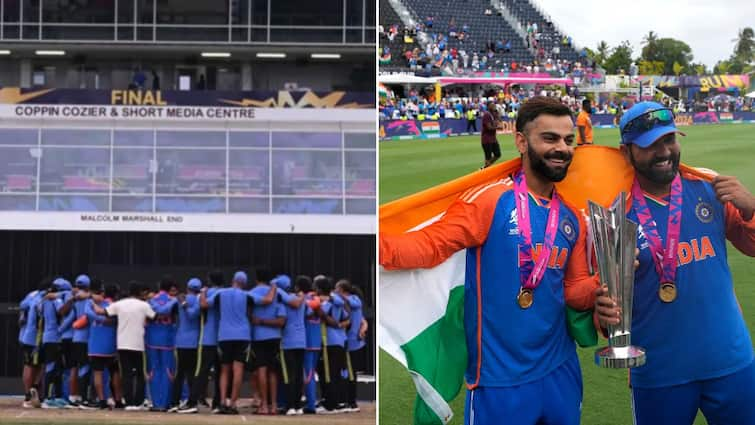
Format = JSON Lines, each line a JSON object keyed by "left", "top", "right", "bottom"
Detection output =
{"left": 58, "top": 291, "right": 75, "bottom": 340}
{"left": 215, "top": 287, "right": 254, "bottom": 342}
{"left": 304, "top": 292, "right": 322, "bottom": 350}
{"left": 249, "top": 284, "right": 286, "bottom": 341}
{"left": 86, "top": 299, "right": 117, "bottom": 356}
{"left": 40, "top": 297, "right": 64, "bottom": 344}
{"left": 346, "top": 294, "right": 365, "bottom": 352}
{"left": 72, "top": 297, "right": 91, "bottom": 343}
{"left": 146, "top": 291, "right": 178, "bottom": 349}
{"left": 279, "top": 289, "right": 306, "bottom": 350}
{"left": 627, "top": 175, "right": 755, "bottom": 388}
{"left": 175, "top": 293, "right": 201, "bottom": 349}
{"left": 200, "top": 287, "right": 221, "bottom": 346}
{"left": 19, "top": 290, "right": 43, "bottom": 346}
{"left": 322, "top": 295, "right": 349, "bottom": 347}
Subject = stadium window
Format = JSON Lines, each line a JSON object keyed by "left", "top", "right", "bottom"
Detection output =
{"left": 22, "top": 0, "right": 39, "bottom": 23}
{"left": 41, "top": 129, "right": 110, "bottom": 146}
{"left": 112, "top": 196, "right": 153, "bottom": 212}
{"left": 229, "top": 131, "right": 269, "bottom": 148}
{"left": 251, "top": 0, "right": 267, "bottom": 26}
{"left": 228, "top": 197, "right": 269, "bottom": 214}
{"left": 364, "top": 0, "right": 374, "bottom": 26}
{"left": 0, "top": 129, "right": 38, "bottom": 146}
{"left": 270, "top": 0, "right": 342, "bottom": 26}
{"left": 136, "top": 0, "right": 153, "bottom": 23}
{"left": 0, "top": 147, "right": 39, "bottom": 194}
{"left": 345, "top": 199, "right": 375, "bottom": 214}
{"left": 0, "top": 195, "right": 36, "bottom": 211}
{"left": 345, "top": 0, "right": 363, "bottom": 26}
{"left": 155, "top": 149, "right": 226, "bottom": 195}
{"left": 118, "top": 0, "right": 135, "bottom": 23}
{"left": 273, "top": 198, "right": 343, "bottom": 215}
{"left": 42, "top": 0, "right": 115, "bottom": 23}
{"left": 156, "top": 130, "right": 225, "bottom": 148}
{"left": 39, "top": 147, "right": 111, "bottom": 194}
{"left": 112, "top": 148, "right": 155, "bottom": 195}
{"left": 344, "top": 132, "right": 375, "bottom": 149}
{"left": 114, "top": 130, "right": 154, "bottom": 147}
{"left": 344, "top": 150, "right": 375, "bottom": 197}
{"left": 155, "top": 196, "right": 226, "bottom": 213}
{"left": 271, "top": 132, "right": 341, "bottom": 149}
{"left": 39, "top": 195, "right": 108, "bottom": 211}
{"left": 229, "top": 150, "right": 270, "bottom": 196}
{"left": 270, "top": 150, "right": 342, "bottom": 197}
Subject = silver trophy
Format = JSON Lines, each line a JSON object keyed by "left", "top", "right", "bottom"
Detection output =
{"left": 588, "top": 193, "right": 646, "bottom": 368}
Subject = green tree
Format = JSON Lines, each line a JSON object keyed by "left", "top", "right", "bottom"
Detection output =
{"left": 713, "top": 60, "right": 731, "bottom": 74}
{"left": 594, "top": 40, "right": 610, "bottom": 67}
{"left": 638, "top": 60, "right": 665, "bottom": 75}
{"left": 641, "top": 38, "right": 693, "bottom": 74}
{"left": 687, "top": 62, "right": 708, "bottom": 75}
{"left": 641, "top": 31, "right": 659, "bottom": 61}
{"left": 733, "top": 27, "right": 754, "bottom": 63}
{"left": 604, "top": 41, "right": 634, "bottom": 74}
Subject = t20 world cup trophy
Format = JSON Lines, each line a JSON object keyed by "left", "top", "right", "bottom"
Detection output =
{"left": 589, "top": 193, "right": 646, "bottom": 368}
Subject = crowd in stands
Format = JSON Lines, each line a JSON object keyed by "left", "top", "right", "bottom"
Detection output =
{"left": 379, "top": 12, "right": 594, "bottom": 81}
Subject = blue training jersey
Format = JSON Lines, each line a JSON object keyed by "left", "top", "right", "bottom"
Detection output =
{"left": 59, "top": 291, "right": 75, "bottom": 340}
{"left": 40, "top": 297, "right": 64, "bottom": 344}
{"left": 146, "top": 291, "right": 178, "bottom": 349}
{"left": 214, "top": 287, "right": 256, "bottom": 342}
{"left": 346, "top": 294, "right": 366, "bottom": 352}
{"left": 279, "top": 289, "right": 306, "bottom": 350}
{"left": 249, "top": 284, "right": 286, "bottom": 341}
{"left": 19, "top": 290, "right": 44, "bottom": 346}
{"left": 304, "top": 292, "right": 322, "bottom": 350}
{"left": 322, "top": 294, "right": 349, "bottom": 348}
{"left": 627, "top": 175, "right": 755, "bottom": 388}
{"left": 72, "top": 297, "right": 91, "bottom": 343}
{"left": 86, "top": 299, "right": 117, "bottom": 357}
{"left": 200, "top": 287, "right": 221, "bottom": 346}
{"left": 175, "top": 293, "right": 201, "bottom": 349}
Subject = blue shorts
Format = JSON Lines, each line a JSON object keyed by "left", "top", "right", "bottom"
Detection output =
{"left": 632, "top": 360, "right": 755, "bottom": 425}
{"left": 464, "top": 353, "right": 582, "bottom": 425}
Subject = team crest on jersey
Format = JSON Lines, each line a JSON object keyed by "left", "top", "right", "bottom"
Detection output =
{"left": 509, "top": 209, "right": 519, "bottom": 235}
{"left": 695, "top": 201, "right": 714, "bottom": 223}
{"left": 560, "top": 219, "right": 576, "bottom": 242}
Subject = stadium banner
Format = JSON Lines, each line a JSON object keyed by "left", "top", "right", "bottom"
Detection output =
{"left": 0, "top": 211, "right": 375, "bottom": 235}
{"left": 0, "top": 104, "right": 373, "bottom": 123}
{"left": 0, "top": 87, "right": 374, "bottom": 108}
{"left": 380, "top": 112, "right": 755, "bottom": 140}
{"left": 380, "top": 146, "right": 715, "bottom": 424}
{"left": 632, "top": 75, "right": 750, "bottom": 90}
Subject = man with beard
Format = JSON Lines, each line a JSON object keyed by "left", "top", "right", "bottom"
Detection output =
{"left": 380, "top": 96, "right": 600, "bottom": 424}
{"left": 481, "top": 101, "right": 502, "bottom": 169}
{"left": 595, "top": 101, "right": 755, "bottom": 425}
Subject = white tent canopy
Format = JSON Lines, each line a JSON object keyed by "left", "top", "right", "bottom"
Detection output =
{"left": 746, "top": 91, "right": 755, "bottom": 98}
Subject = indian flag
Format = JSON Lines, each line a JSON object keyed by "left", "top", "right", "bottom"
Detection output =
{"left": 379, "top": 146, "right": 715, "bottom": 424}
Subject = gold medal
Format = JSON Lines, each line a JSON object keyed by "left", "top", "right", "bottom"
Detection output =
{"left": 659, "top": 282, "right": 677, "bottom": 303}
{"left": 517, "top": 288, "right": 534, "bottom": 309}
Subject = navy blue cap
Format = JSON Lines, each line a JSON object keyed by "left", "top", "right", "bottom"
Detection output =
{"left": 619, "top": 101, "right": 685, "bottom": 148}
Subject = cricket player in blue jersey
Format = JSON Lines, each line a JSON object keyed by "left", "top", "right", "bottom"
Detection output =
{"left": 596, "top": 101, "right": 755, "bottom": 425}
{"left": 146, "top": 277, "right": 179, "bottom": 411}
{"left": 274, "top": 274, "right": 307, "bottom": 416}
{"left": 336, "top": 280, "right": 368, "bottom": 413}
{"left": 302, "top": 276, "right": 322, "bottom": 414}
{"left": 39, "top": 278, "right": 70, "bottom": 408}
{"left": 178, "top": 270, "right": 223, "bottom": 414}
{"left": 18, "top": 279, "right": 49, "bottom": 408}
{"left": 316, "top": 277, "right": 350, "bottom": 414}
{"left": 67, "top": 274, "right": 92, "bottom": 407}
{"left": 83, "top": 282, "right": 122, "bottom": 410}
{"left": 248, "top": 268, "right": 287, "bottom": 415}
{"left": 169, "top": 277, "right": 201, "bottom": 412}
{"left": 380, "top": 97, "right": 600, "bottom": 425}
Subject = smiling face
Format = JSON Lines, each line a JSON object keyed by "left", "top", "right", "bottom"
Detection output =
{"left": 516, "top": 114, "right": 576, "bottom": 182}
{"left": 625, "top": 133, "right": 681, "bottom": 185}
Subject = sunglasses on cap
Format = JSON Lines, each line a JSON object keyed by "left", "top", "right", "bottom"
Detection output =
{"left": 621, "top": 108, "right": 675, "bottom": 136}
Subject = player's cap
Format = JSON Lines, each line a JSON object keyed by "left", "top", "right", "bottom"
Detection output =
{"left": 233, "top": 271, "right": 248, "bottom": 285}
{"left": 271, "top": 274, "right": 291, "bottom": 291}
{"left": 75, "top": 274, "right": 90, "bottom": 288}
{"left": 53, "top": 278, "right": 71, "bottom": 291}
{"left": 619, "top": 101, "right": 685, "bottom": 148}
{"left": 187, "top": 278, "right": 202, "bottom": 291}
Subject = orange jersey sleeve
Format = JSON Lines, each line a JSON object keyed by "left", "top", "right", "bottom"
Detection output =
{"left": 380, "top": 180, "right": 512, "bottom": 270}
{"left": 724, "top": 201, "right": 755, "bottom": 257}
{"left": 575, "top": 112, "right": 587, "bottom": 127}
{"left": 563, "top": 205, "right": 600, "bottom": 311}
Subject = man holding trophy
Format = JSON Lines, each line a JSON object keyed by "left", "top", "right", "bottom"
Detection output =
{"left": 595, "top": 101, "right": 755, "bottom": 424}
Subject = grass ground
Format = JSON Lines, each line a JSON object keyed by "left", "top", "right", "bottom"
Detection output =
{"left": 0, "top": 398, "right": 375, "bottom": 425}
{"left": 379, "top": 124, "right": 755, "bottom": 425}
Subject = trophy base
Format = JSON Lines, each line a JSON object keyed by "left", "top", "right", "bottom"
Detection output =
{"left": 594, "top": 345, "right": 646, "bottom": 368}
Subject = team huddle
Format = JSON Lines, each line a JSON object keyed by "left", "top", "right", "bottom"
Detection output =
{"left": 16, "top": 269, "right": 368, "bottom": 416}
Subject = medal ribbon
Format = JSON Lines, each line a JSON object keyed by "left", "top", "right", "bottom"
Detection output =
{"left": 631, "top": 174, "right": 682, "bottom": 283}
{"left": 514, "top": 170, "right": 561, "bottom": 290}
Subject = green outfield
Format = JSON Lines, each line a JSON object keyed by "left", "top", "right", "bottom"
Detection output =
{"left": 379, "top": 124, "right": 755, "bottom": 425}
